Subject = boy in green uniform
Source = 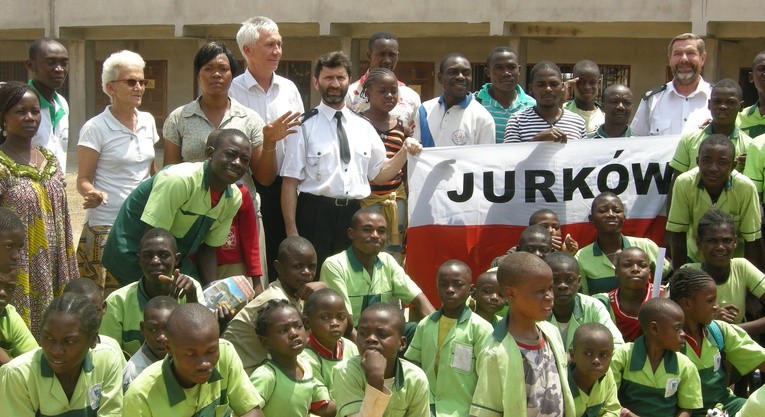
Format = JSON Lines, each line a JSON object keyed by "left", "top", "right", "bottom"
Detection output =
{"left": 223, "top": 236, "right": 327, "bottom": 374}
{"left": 0, "top": 208, "right": 37, "bottom": 365}
{"left": 333, "top": 302, "right": 430, "bottom": 417}
{"left": 405, "top": 260, "right": 493, "bottom": 417}
{"left": 470, "top": 252, "right": 576, "bottom": 417}
{"left": 100, "top": 228, "right": 203, "bottom": 356}
{"left": 124, "top": 303, "right": 265, "bottom": 416}
{"left": 545, "top": 252, "right": 623, "bottom": 349}
{"left": 610, "top": 298, "right": 703, "bottom": 417}
{"left": 669, "top": 268, "right": 765, "bottom": 416}
{"left": 123, "top": 296, "right": 178, "bottom": 391}
{"left": 667, "top": 135, "right": 762, "bottom": 270}
{"left": 670, "top": 79, "right": 750, "bottom": 175}
{"left": 737, "top": 50, "right": 765, "bottom": 139}
{"left": 303, "top": 288, "right": 359, "bottom": 393}
{"left": 569, "top": 323, "right": 621, "bottom": 417}
{"left": 563, "top": 60, "right": 605, "bottom": 134}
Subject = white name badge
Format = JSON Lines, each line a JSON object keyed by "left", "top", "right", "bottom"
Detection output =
{"left": 714, "top": 352, "right": 722, "bottom": 372}
{"left": 88, "top": 383, "right": 103, "bottom": 410}
{"left": 452, "top": 343, "right": 473, "bottom": 372}
{"left": 665, "top": 378, "right": 680, "bottom": 398}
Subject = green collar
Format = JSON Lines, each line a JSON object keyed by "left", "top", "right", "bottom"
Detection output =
{"left": 696, "top": 175, "right": 733, "bottom": 192}
{"left": 428, "top": 305, "right": 472, "bottom": 324}
{"left": 746, "top": 101, "right": 761, "bottom": 116}
{"left": 492, "top": 314, "right": 510, "bottom": 341}
{"left": 27, "top": 80, "right": 66, "bottom": 129}
{"left": 628, "top": 336, "right": 679, "bottom": 374}
{"left": 41, "top": 349, "right": 95, "bottom": 378}
{"left": 201, "top": 160, "right": 234, "bottom": 198}
{"left": 567, "top": 362, "right": 607, "bottom": 398}
{"left": 594, "top": 124, "right": 631, "bottom": 138}
{"left": 163, "top": 356, "right": 224, "bottom": 407}
{"left": 592, "top": 235, "right": 631, "bottom": 256}
{"left": 703, "top": 123, "right": 740, "bottom": 139}
{"left": 345, "top": 246, "right": 382, "bottom": 273}
{"left": 391, "top": 357, "right": 406, "bottom": 390}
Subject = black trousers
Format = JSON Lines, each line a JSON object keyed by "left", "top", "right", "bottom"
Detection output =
{"left": 296, "top": 192, "right": 360, "bottom": 278}
{"left": 255, "top": 176, "right": 286, "bottom": 282}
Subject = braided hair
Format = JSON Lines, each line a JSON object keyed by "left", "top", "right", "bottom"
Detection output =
{"left": 0, "top": 81, "right": 36, "bottom": 139}
{"left": 668, "top": 267, "right": 715, "bottom": 303}
{"left": 43, "top": 293, "right": 100, "bottom": 341}
{"left": 360, "top": 67, "right": 397, "bottom": 100}
{"left": 255, "top": 299, "right": 300, "bottom": 337}
{"left": 697, "top": 209, "right": 736, "bottom": 240}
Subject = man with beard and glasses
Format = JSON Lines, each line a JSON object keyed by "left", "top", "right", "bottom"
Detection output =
{"left": 631, "top": 33, "right": 712, "bottom": 136}
{"left": 280, "top": 51, "right": 421, "bottom": 276}
{"left": 414, "top": 53, "right": 495, "bottom": 147}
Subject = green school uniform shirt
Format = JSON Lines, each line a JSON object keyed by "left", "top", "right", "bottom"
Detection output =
{"left": 670, "top": 125, "right": 752, "bottom": 173}
{"left": 321, "top": 247, "right": 422, "bottom": 326}
{"left": 568, "top": 365, "right": 621, "bottom": 417}
{"left": 304, "top": 336, "right": 359, "bottom": 393}
{"left": 610, "top": 336, "right": 703, "bottom": 417}
{"left": 0, "top": 344, "right": 124, "bottom": 417}
{"left": 99, "top": 276, "right": 204, "bottom": 356}
{"left": 403, "top": 306, "right": 493, "bottom": 417}
{"left": 102, "top": 160, "right": 242, "bottom": 285}
{"left": 0, "top": 304, "right": 37, "bottom": 358}
{"left": 563, "top": 101, "right": 605, "bottom": 134}
{"left": 744, "top": 132, "right": 765, "bottom": 194}
{"left": 547, "top": 293, "right": 624, "bottom": 350}
{"left": 333, "top": 356, "right": 429, "bottom": 417}
{"left": 124, "top": 339, "right": 263, "bottom": 417}
{"left": 737, "top": 102, "right": 765, "bottom": 139}
{"left": 575, "top": 235, "right": 672, "bottom": 295}
{"left": 470, "top": 318, "right": 576, "bottom": 417}
{"left": 681, "top": 320, "right": 765, "bottom": 416}
{"left": 221, "top": 280, "right": 304, "bottom": 374}
{"left": 739, "top": 384, "right": 765, "bottom": 417}
{"left": 681, "top": 259, "right": 765, "bottom": 323}
{"left": 249, "top": 355, "right": 330, "bottom": 416}
{"left": 667, "top": 168, "right": 762, "bottom": 263}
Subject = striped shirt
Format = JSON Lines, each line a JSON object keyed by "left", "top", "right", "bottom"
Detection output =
{"left": 475, "top": 83, "right": 536, "bottom": 143}
{"left": 368, "top": 119, "right": 405, "bottom": 195}
{"left": 504, "top": 107, "right": 586, "bottom": 143}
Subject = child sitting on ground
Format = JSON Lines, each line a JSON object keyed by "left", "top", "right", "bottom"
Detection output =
{"left": 250, "top": 299, "right": 334, "bottom": 417}
{"left": 545, "top": 252, "right": 623, "bottom": 349}
{"left": 594, "top": 247, "right": 664, "bottom": 342}
{"left": 669, "top": 268, "right": 765, "bottom": 416}
{"left": 471, "top": 270, "right": 506, "bottom": 325}
{"left": 405, "top": 260, "right": 493, "bottom": 417}
{"left": 576, "top": 192, "right": 671, "bottom": 295}
{"left": 100, "top": 228, "right": 203, "bottom": 356}
{"left": 124, "top": 303, "right": 265, "bottom": 416}
{"left": 303, "top": 288, "right": 359, "bottom": 393}
{"left": 0, "top": 208, "right": 36, "bottom": 365}
{"left": 681, "top": 209, "right": 765, "bottom": 335}
{"left": 471, "top": 252, "right": 575, "bottom": 416}
{"left": 610, "top": 298, "right": 702, "bottom": 417}
{"left": 122, "top": 295, "right": 178, "bottom": 391}
{"left": 0, "top": 293, "right": 124, "bottom": 416}
{"left": 569, "top": 323, "right": 621, "bottom": 417}
{"left": 333, "top": 302, "right": 429, "bottom": 417}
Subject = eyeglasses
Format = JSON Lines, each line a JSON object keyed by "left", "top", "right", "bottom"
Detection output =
{"left": 112, "top": 79, "right": 148, "bottom": 87}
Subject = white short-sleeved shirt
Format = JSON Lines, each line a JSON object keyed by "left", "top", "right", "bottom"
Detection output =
{"left": 413, "top": 95, "right": 496, "bottom": 147}
{"left": 229, "top": 70, "right": 305, "bottom": 170}
{"left": 77, "top": 107, "right": 158, "bottom": 226}
{"left": 631, "top": 79, "right": 712, "bottom": 136}
{"left": 280, "top": 102, "right": 386, "bottom": 199}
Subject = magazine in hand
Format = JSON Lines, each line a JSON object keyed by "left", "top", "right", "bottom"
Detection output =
{"left": 203, "top": 275, "right": 256, "bottom": 311}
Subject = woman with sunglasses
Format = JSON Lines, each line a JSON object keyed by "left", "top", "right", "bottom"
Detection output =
{"left": 0, "top": 81, "right": 78, "bottom": 339}
{"left": 76, "top": 50, "right": 158, "bottom": 297}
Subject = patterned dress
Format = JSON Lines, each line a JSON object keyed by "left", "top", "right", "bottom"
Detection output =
{"left": 0, "top": 147, "right": 77, "bottom": 338}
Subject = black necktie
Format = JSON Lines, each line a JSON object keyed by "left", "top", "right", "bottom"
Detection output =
{"left": 335, "top": 111, "right": 351, "bottom": 164}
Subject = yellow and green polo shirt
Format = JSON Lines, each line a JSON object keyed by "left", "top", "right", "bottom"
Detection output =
{"left": 0, "top": 344, "right": 124, "bottom": 417}
{"left": 0, "top": 304, "right": 37, "bottom": 358}
{"left": 667, "top": 168, "right": 762, "bottom": 263}
{"left": 738, "top": 102, "right": 765, "bottom": 139}
{"left": 102, "top": 160, "right": 242, "bottom": 286}
{"left": 680, "top": 259, "right": 765, "bottom": 324}
{"left": 575, "top": 235, "right": 672, "bottom": 295}
{"left": 681, "top": 320, "right": 765, "bottom": 416}
{"left": 610, "top": 336, "right": 703, "bottom": 417}
{"left": 547, "top": 293, "right": 624, "bottom": 350}
{"left": 404, "top": 306, "right": 493, "bottom": 417}
{"left": 333, "top": 356, "right": 430, "bottom": 417}
{"left": 124, "top": 339, "right": 263, "bottom": 417}
{"left": 249, "top": 354, "right": 330, "bottom": 416}
{"left": 321, "top": 247, "right": 422, "bottom": 326}
{"left": 670, "top": 124, "right": 752, "bottom": 173}
{"left": 470, "top": 318, "right": 576, "bottom": 417}
{"left": 568, "top": 364, "right": 621, "bottom": 417}
{"left": 99, "top": 276, "right": 203, "bottom": 356}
